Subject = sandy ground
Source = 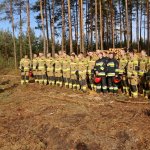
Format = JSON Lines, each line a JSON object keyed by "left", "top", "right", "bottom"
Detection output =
{"left": 0, "top": 73, "right": 150, "bottom": 150}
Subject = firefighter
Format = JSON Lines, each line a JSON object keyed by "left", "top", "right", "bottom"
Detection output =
{"left": 94, "top": 52, "right": 107, "bottom": 94}
{"left": 37, "top": 53, "right": 47, "bottom": 84}
{"left": 69, "top": 54, "right": 79, "bottom": 90}
{"left": 107, "top": 52, "right": 119, "bottom": 94}
{"left": 46, "top": 53, "right": 55, "bottom": 85}
{"left": 118, "top": 49, "right": 129, "bottom": 94}
{"left": 54, "top": 53, "right": 63, "bottom": 87}
{"left": 19, "top": 55, "right": 31, "bottom": 84}
{"left": 62, "top": 53, "right": 70, "bottom": 88}
{"left": 87, "top": 51, "right": 96, "bottom": 91}
{"left": 78, "top": 53, "right": 88, "bottom": 92}
{"left": 32, "top": 54, "right": 38, "bottom": 83}
{"left": 127, "top": 51, "right": 139, "bottom": 98}
{"left": 139, "top": 50, "right": 149, "bottom": 98}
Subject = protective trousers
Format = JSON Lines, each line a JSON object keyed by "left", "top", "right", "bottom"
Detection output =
{"left": 47, "top": 68, "right": 55, "bottom": 85}
{"left": 128, "top": 73, "right": 138, "bottom": 98}
{"left": 38, "top": 67, "right": 47, "bottom": 85}
{"left": 69, "top": 71, "right": 79, "bottom": 90}
{"left": 88, "top": 69, "right": 95, "bottom": 90}
{"left": 79, "top": 70, "right": 87, "bottom": 92}
{"left": 55, "top": 69, "right": 63, "bottom": 87}
{"left": 63, "top": 69, "right": 70, "bottom": 88}
{"left": 108, "top": 76, "right": 118, "bottom": 93}
{"left": 21, "top": 71, "right": 29, "bottom": 84}
{"left": 96, "top": 76, "right": 107, "bottom": 93}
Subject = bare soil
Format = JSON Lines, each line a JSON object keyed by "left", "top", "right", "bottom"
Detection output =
{"left": 0, "top": 72, "right": 150, "bottom": 150}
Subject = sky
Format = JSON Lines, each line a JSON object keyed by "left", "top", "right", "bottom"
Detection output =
{"left": 0, "top": 0, "right": 142, "bottom": 42}
{"left": 0, "top": 0, "right": 41, "bottom": 37}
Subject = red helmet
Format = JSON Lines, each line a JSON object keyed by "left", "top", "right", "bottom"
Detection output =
{"left": 113, "top": 76, "right": 122, "bottom": 84}
{"left": 29, "top": 71, "right": 33, "bottom": 77}
{"left": 94, "top": 77, "right": 102, "bottom": 84}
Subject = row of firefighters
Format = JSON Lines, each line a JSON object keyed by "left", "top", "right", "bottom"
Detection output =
{"left": 20, "top": 49, "right": 150, "bottom": 99}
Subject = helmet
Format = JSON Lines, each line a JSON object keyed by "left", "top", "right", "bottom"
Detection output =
{"left": 113, "top": 76, "right": 122, "bottom": 84}
{"left": 94, "top": 77, "right": 102, "bottom": 84}
{"left": 29, "top": 71, "right": 33, "bottom": 77}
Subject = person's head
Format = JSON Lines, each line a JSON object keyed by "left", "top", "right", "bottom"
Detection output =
{"left": 58, "top": 50, "right": 62, "bottom": 56}
{"left": 141, "top": 50, "right": 147, "bottom": 57}
{"left": 129, "top": 51, "right": 134, "bottom": 58}
{"left": 39, "top": 52, "right": 43, "bottom": 57}
{"left": 120, "top": 49, "right": 126, "bottom": 56}
{"left": 78, "top": 53, "right": 84, "bottom": 60}
{"left": 88, "top": 51, "right": 93, "bottom": 57}
{"left": 70, "top": 54, "right": 75, "bottom": 61}
{"left": 103, "top": 51, "right": 107, "bottom": 57}
{"left": 33, "top": 54, "right": 37, "bottom": 58}
{"left": 109, "top": 52, "right": 114, "bottom": 59}
{"left": 98, "top": 52, "right": 103, "bottom": 59}
{"left": 24, "top": 55, "right": 28, "bottom": 59}
{"left": 47, "top": 53, "right": 51, "bottom": 58}
{"left": 96, "top": 49, "right": 100, "bottom": 55}
{"left": 54, "top": 53, "right": 58, "bottom": 58}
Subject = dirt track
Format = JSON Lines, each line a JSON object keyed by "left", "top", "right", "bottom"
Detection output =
{"left": 0, "top": 75, "right": 150, "bottom": 150}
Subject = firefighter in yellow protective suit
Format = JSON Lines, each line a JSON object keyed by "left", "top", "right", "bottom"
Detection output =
{"left": 37, "top": 53, "right": 47, "bottom": 84}
{"left": 62, "top": 53, "right": 70, "bottom": 88}
{"left": 127, "top": 51, "right": 139, "bottom": 98}
{"left": 87, "top": 51, "right": 96, "bottom": 91}
{"left": 118, "top": 49, "right": 128, "bottom": 94}
{"left": 138, "top": 50, "right": 149, "bottom": 98}
{"left": 69, "top": 54, "right": 79, "bottom": 90}
{"left": 20, "top": 55, "right": 31, "bottom": 84}
{"left": 32, "top": 54, "right": 38, "bottom": 83}
{"left": 78, "top": 53, "right": 88, "bottom": 92}
{"left": 46, "top": 53, "right": 55, "bottom": 85}
{"left": 54, "top": 54, "right": 63, "bottom": 87}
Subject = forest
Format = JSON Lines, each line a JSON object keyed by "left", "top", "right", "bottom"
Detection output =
{"left": 0, "top": 0, "right": 150, "bottom": 68}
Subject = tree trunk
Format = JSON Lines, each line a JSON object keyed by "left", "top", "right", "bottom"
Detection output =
{"left": 19, "top": 0, "right": 23, "bottom": 59}
{"left": 26, "top": 0, "right": 32, "bottom": 60}
{"left": 10, "top": 0, "right": 17, "bottom": 69}
{"left": 51, "top": 0, "right": 55, "bottom": 57}
{"left": 119, "top": 0, "right": 122, "bottom": 47}
{"left": 139, "top": 0, "right": 143, "bottom": 51}
{"left": 136, "top": 0, "right": 139, "bottom": 52}
{"left": 40, "top": 0, "right": 46, "bottom": 56}
{"left": 76, "top": 0, "right": 79, "bottom": 54}
{"left": 111, "top": 0, "right": 115, "bottom": 48}
{"left": 67, "top": 0, "right": 73, "bottom": 54}
{"left": 99, "top": 0, "right": 103, "bottom": 50}
{"left": 80, "top": 0, "right": 84, "bottom": 53}
{"left": 95, "top": 0, "right": 98, "bottom": 50}
{"left": 61, "top": 0, "right": 66, "bottom": 52}
{"left": 147, "top": 0, "right": 149, "bottom": 54}
{"left": 47, "top": 0, "right": 53, "bottom": 55}
{"left": 44, "top": 0, "right": 49, "bottom": 54}
{"left": 125, "top": 0, "right": 130, "bottom": 50}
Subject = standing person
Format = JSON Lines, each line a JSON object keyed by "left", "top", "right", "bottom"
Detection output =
{"left": 127, "top": 51, "right": 139, "bottom": 98}
{"left": 62, "top": 53, "right": 71, "bottom": 88}
{"left": 78, "top": 53, "right": 88, "bottom": 92}
{"left": 46, "top": 53, "right": 55, "bottom": 85}
{"left": 94, "top": 52, "right": 107, "bottom": 94}
{"left": 69, "top": 54, "right": 79, "bottom": 90}
{"left": 19, "top": 55, "right": 31, "bottom": 84}
{"left": 32, "top": 54, "right": 38, "bottom": 83}
{"left": 37, "top": 53, "right": 47, "bottom": 84}
{"left": 118, "top": 49, "right": 129, "bottom": 94}
{"left": 87, "top": 51, "right": 96, "bottom": 91}
{"left": 54, "top": 53, "right": 63, "bottom": 87}
{"left": 138, "top": 50, "right": 149, "bottom": 98}
{"left": 107, "top": 52, "right": 119, "bottom": 95}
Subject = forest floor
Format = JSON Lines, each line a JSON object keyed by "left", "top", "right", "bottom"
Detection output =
{"left": 0, "top": 69, "right": 150, "bottom": 150}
